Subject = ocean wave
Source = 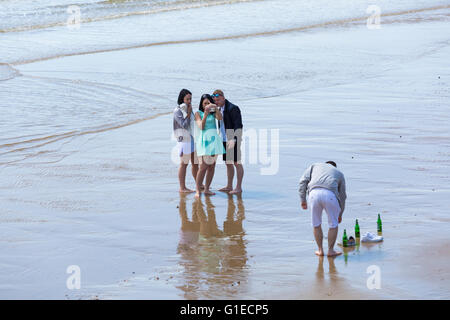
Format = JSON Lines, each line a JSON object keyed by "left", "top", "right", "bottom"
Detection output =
{"left": 10, "top": 4, "right": 450, "bottom": 66}
{"left": 0, "top": 0, "right": 263, "bottom": 34}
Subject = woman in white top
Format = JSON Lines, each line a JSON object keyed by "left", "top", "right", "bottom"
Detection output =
{"left": 173, "top": 89, "right": 200, "bottom": 193}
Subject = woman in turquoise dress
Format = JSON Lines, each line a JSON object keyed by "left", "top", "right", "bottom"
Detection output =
{"left": 194, "top": 94, "right": 226, "bottom": 198}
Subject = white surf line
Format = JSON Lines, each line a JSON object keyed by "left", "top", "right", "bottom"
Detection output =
{"left": 0, "top": 131, "right": 78, "bottom": 150}
{"left": 10, "top": 4, "right": 450, "bottom": 66}
{"left": 0, "top": 135, "right": 83, "bottom": 166}
{"left": 0, "top": 0, "right": 266, "bottom": 34}
{"left": 0, "top": 63, "right": 22, "bottom": 81}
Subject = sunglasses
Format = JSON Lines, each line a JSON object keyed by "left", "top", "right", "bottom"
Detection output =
{"left": 211, "top": 93, "right": 222, "bottom": 97}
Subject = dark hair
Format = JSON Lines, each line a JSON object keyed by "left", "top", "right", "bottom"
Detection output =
{"left": 326, "top": 161, "right": 337, "bottom": 167}
{"left": 177, "top": 89, "right": 192, "bottom": 105}
{"left": 199, "top": 94, "right": 214, "bottom": 112}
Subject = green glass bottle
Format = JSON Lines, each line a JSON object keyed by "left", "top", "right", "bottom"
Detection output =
{"left": 377, "top": 214, "right": 382, "bottom": 233}
{"left": 343, "top": 229, "right": 348, "bottom": 247}
{"left": 355, "top": 219, "right": 360, "bottom": 238}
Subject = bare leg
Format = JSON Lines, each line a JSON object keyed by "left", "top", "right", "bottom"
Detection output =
{"left": 314, "top": 225, "right": 324, "bottom": 256}
{"left": 195, "top": 158, "right": 208, "bottom": 198}
{"left": 230, "top": 163, "right": 243, "bottom": 194}
{"left": 192, "top": 164, "right": 199, "bottom": 184}
{"left": 219, "top": 163, "right": 234, "bottom": 192}
{"left": 191, "top": 153, "right": 199, "bottom": 184}
{"left": 327, "top": 227, "right": 342, "bottom": 257}
{"left": 204, "top": 159, "right": 216, "bottom": 196}
{"left": 178, "top": 159, "right": 194, "bottom": 193}
{"left": 192, "top": 152, "right": 204, "bottom": 189}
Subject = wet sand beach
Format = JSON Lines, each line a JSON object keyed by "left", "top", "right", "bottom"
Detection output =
{"left": 1, "top": 1, "right": 450, "bottom": 299}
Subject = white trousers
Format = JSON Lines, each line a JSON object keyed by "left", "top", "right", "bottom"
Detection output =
{"left": 308, "top": 188, "right": 341, "bottom": 228}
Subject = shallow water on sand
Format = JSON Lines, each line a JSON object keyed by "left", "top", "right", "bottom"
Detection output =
{"left": 1, "top": 0, "right": 450, "bottom": 299}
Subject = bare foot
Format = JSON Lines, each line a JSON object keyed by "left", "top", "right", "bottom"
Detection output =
{"left": 219, "top": 187, "right": 232, "bottom": 192}
{"left": 195, "top": 192, "right": 201, "bottom": 198}
{"left": 315, "top": 250, "right": 324, "bottom": 256}
{"left": 204, "top": 190, "right": 216, "bottom": 196}
{"left": 327, "top": 250, "right": 342, "bottom": 257}
{"left": 229, "top": 188, "right": 242, "bottom": 195}
{"left": 180, "top": 188, "right": 195, "bottom": 193}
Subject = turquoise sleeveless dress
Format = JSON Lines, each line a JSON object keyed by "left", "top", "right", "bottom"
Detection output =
{"left": 195, "top": 111, "right": 226, "bottom": 156}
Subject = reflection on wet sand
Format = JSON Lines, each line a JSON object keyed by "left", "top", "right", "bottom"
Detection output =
{"left": 316, "top": 257, "right": 339, "bottom": 283}
{"left": 314, "top": 256, "right": 344, "bottom": 297}
{"left": 340, "top": 239, "right": 383, "bottom": 264}
{"left": 177, "top": 193, "right": 201, "bottom": 251}
{"left": 342, "top": 244, "right": 358, "bottom": 265}
{"left": 177, "top": 194, "right": 248, "bottom": 299}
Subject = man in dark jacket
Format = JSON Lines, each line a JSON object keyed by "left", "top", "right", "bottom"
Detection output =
{"left": 212, "top": 89, "right": 244, "bottom": 194}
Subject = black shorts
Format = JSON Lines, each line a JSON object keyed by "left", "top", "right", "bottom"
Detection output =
{"left": 223, "top": 141, "right": 241, "bottom": 163}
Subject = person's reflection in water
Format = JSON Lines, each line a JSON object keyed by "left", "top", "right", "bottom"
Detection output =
{"left": 224, "top": 194, "right": 245, "bottom": 235}
{"left": 199, "top": 196, "right": 224, "bottom": 238}
{"left": 327, "top": 256, "right": 339, "bottom": 283}
{"left": 316, "top": 256, "right": 325, "bottom": 287}
{"left": 315, "top": 256, "right": 341, "bottom": 296}
{"left": 176, "top": 194, "right": 248, "bottom": 299}
{"left": 178, "top": 194, "right": 200, "bottom": 250}
{"left": 176, "top": 194, "right": 201, "bottom": 299}
{"left": 223, "top": 194, "right": 247, "bottom": 270}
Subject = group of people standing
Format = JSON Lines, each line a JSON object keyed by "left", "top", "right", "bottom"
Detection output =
{"left": 173, "top": 89, "right": 244, "bottom": 198}
{"left": 173, "top": 88, "right": 348, "bottom": 257}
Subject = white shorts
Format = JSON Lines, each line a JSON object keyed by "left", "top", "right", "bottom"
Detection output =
{"left": 308, "top": 188, "right": 341, "bottom": 228}
{"left": 178, "top": 137, "right": 195, "bottom": 156}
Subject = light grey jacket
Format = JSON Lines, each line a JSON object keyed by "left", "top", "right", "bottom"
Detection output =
{"left": 173, "top": 107, "right": 194, "bottom": 142}
{"left": 299, "top": 163, "right": 347, "bottom": 215}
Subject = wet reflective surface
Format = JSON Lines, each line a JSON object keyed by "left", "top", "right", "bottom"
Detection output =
{"left": 177, "top": 194, "right": 248, "bottom": 299}
{"left": 0, "top": 0, "right": 449, "bottom": 299}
